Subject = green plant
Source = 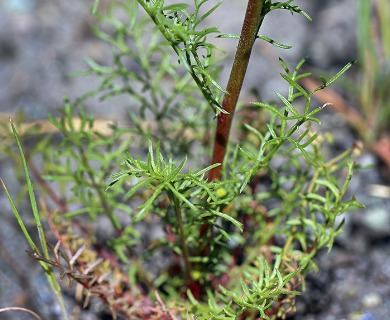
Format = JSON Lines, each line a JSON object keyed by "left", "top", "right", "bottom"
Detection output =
{"left": 1, "top": 0, "right": 363, "bottom": 319}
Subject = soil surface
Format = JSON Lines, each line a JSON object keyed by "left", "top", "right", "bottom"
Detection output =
{"left": 1, "top": 1, "right": 389, "bottom": 319}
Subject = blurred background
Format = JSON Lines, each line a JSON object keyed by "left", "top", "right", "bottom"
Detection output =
{"left": 0, "top": 0, "right": 389, "bottom": 319}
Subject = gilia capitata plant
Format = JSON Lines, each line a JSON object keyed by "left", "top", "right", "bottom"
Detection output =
{"left": 1, "top": 1, "right": 363, "bottom": 319}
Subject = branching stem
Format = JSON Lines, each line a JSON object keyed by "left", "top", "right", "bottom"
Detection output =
{"left": 78, "top": 146, "right": 120, "bottom": 230}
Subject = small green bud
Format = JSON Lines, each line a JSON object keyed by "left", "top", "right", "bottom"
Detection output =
{"left": 191, "top": 270, "right": 202, "bottom": 281}
{"left": 216, "top": 187, "right": 227, "bottom": 198}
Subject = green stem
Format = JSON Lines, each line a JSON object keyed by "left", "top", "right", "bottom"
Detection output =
{"left": 173, "top": 195, "right": 192, "bottom": 282}
{"left": 209, "top": 0, "right": 265, "bottom": 181}
{"left": 137, "top": 0, "right": 218, "bottom": 111}
{"left": 78, "top": 146, "right": 121, "bottom": 230}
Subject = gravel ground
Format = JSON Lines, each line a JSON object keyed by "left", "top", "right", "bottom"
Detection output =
{"left": 1, "top": 1, "right": 389, "bottom": 319}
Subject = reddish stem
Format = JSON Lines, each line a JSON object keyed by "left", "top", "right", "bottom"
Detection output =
{"left": 192, "top": 0, "right": 265, "bottom": 299}
{"left": 200, "top": 0, "right": 265, "bottom": 249}
{"left": 209, "top": 0, "right": 265, "bottom": 181}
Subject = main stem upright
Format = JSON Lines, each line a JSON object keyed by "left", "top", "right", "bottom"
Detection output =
{"left": 209, "top": 0, "right": 265, "bottom": 181}
{"left": 190, "top": 0, "right": 266, "bottom": 299}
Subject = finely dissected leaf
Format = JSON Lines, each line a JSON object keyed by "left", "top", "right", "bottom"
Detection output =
{"left": 305, "top": 193, "right": 327, "bottom": 203}
{"left": 280, "top": 73, "right": 309, "bottom": 99}
{"left": 293, "top": 56, "right": 308, "bottom": 75}
{"left": 275, "top": 91, "right": 298, "bottom": 116}
{"left": 10, "top": 120, "right": 49, "bottom": 258}
{"left": 240, "top": 278, "right": 251, "bottom": 300}
{"left": 266, "top": 123, "right": 278, "bottom": 139}
{"left": 243, "top": 123, "right": 263, "bottom": 140}
{"left": 211, "top": 222, "right": 231, "bottom": 240}
{"left": 166, "top": 157, "right": 187, "bottom": 181}
{"left": 193, "top": 163, "right": 221, "bottom": 177}
{"left": 315, "top": 179, "right": 340, "bottom": 199}
{"left": 217, "top": 33, "right": 240, "bottom": 39}
{"left": 279, "top": 57, "right": 290, "bottom": 74}
{"left": 192, "top": 66, "right": 228, "bottom": 94}
{"left": 325, "top": 60, "right": 357, "bottom": 87}
{"left": 297, "top": 146, "right": 320, "bottom": 167}
{"left": 135, "top": 183, "right": 166, "bottom": 220}
{"left": 270, "top": 2, "right": 312, "bottom": 22}
{"left": 148, "top": 139, "right": 157, "bottom": 173}
{"left": 312, "top": 60, "right": 357, "bottom": 93}
{"left": 6, "top": 119, "right": 67, "bottom": 319}
{"left": 209, "top": 209, "right": 243, "bottom": 232}
{"left": 138, "top": 0, "right": 224, "bottom": 114}
{"left": 299, "top": 131, "right": 319, "bottom": 148}
{"left": 186, "top": 289, "right": 199, "bottom": 306}
{"left": 257, "top": 35, "right": 292, "bottom": 49}
{"left": 295, "top": 72, "right": 312, "bottom": 81}
{"left": 124, "top": 177, "right": 155, "bottom": 200}
{"left": 166, "top": 182, "right": 198, "bottom": 211}
{"left": 106, "top": 172, "right": 131, "bottom": 189}
{"left": 194, "top": 0, "right": 223, "bottom": 27}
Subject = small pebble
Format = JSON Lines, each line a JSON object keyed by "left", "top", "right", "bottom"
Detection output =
{"left": 362, "top": 292, "right": 382, "bottom": 309}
